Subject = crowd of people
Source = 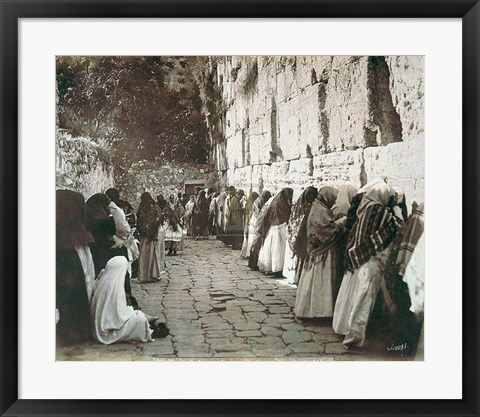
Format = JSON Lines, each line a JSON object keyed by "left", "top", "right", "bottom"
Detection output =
{"left": 57, "top": 176, "right": 424, "bottom": 356}
{"left": 56, "top": 179, "right": 182, "bottom": 346}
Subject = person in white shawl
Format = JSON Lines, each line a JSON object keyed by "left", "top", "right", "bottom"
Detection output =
{"left": 91, "top": 256, "right": 168, "bottom": 344}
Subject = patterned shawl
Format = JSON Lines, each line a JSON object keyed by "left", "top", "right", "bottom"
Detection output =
{"left": 163, "top": 193, "right": 185, "bottom": 229}
{"left": 305, "top": 186, "right": 341, "bottom": 257}
{"left": 136, "top": 192, "right": 162, "bottom": 240}
{"left": 244, "top": 191, "right": 260, "bottom": 225}
{"left": 286, "top": 186, "right": 318, "bottom": 257}
{"left": 345, "top": 182, "right": 399, "bottom": 271}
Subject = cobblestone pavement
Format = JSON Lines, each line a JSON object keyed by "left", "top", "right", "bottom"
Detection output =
{"left": 57, "top": 237, "right": 405, "bottom": 361}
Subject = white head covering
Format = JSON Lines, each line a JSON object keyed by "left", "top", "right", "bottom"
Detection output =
{"left": 90, "top": 256, "right": 152, "bottom": 344}
{"left": 356, "top": 179, "right": 395, "bottom": 217}
{"left": 357, "top": 176, "right": 388, "bottom": 194}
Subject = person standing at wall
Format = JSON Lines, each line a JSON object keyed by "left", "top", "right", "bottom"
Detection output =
{"left": 184, "top": 195, "right": 196, "bottom": 237}
{"left": 257, "top": 188, "right": 294, "bottom": 276}
{"left": 283, "top": 186, "right": 318, "bottom": 284}
{"left": 216, "top": 188, "right": 228, "bottom": 242}
{"left": 240, "top": 191, "right": 259, "bottom": 259}
{"left": 192, "top": 190, "right": 210, "bottom": 239}
{"left": 294, "top": 186, "right": 346, "bottom": 319}
{"left": 224, "top": 186, "right": 244, "bottom": 250}
{"left": 333, "top": 180, "right": 403, "bottom": 348}
{"left": 248, "top": 191, "right": 273, "bottom": 270}
{"left": 137, "top": 192, "right": 165, "bottom": 282}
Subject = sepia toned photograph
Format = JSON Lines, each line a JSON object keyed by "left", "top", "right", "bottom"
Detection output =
{"left": 55, "top": 55, "right": 424, "bottom": 361}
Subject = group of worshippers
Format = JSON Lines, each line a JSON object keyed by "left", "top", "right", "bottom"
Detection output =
{"left": 184, "top": 188, "right": 219, "bottom": 240}
{"left": 56, "top": 181, "right": 175, "bottom": 347}
{"left": 236, "top": 179, "right": 424, "bottom": 355}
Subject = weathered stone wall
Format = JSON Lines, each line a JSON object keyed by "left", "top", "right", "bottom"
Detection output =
{"left": 115, "top": 161, "right": 218, "bottom": 208}
{"left": 56, "top": 132, "right": 114, "bottom": 199}
{"left": 209, "top": 56, "right": 424, "bottom": 209}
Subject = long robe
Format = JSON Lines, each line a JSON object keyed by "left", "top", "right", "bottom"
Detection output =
{"left": 283, "top": 186, "right": 318, "bottom": 283}
{"left": 240, "top": 192, "right": 259, "bottom": 258}
{"left": 56, "top": 189, "right": 95, "bottom": 345}
{"left": 248, "top": 193, "right": 273, "bottom": 270}
{"left": 137, "top": 192, "right": 163, "bottom": 282}
{"left": 257, "top": 188, "right": 293, "bottom": 273}
{"left": 192, "top": 190, "right": 210, "bottom": 238}
{"left": 91, "top": 257, "right": 153, "bottom": 344}
{"left": 223, "top": 193, "right": 244, "bottom": 249}
{"left": 294, "top": 187, "right": 342, "bottom": 318}
{"left": 333, "top": 180, "right": 400, "bottom": 347}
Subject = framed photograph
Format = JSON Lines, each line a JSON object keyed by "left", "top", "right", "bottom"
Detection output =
{"left": 1, "top": 0, "right": 478, "bottom": 416}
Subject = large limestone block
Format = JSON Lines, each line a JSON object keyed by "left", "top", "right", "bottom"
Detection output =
{"left": 325, "top": 56, "right": 370, "bottom": 151}
{"left": 277, "top": 84, "right": 323, "bottom": 160}
{"left": 225, "top": 130, "right": 244, "bottom": 169}
{"left": 312, "top": 149, "right": 363, "bottom": 188}
{"left": 386, "top": 56, "right": 424, "bottom": 141}
{"left": 248, "top": 113, "right": 273, "bottom": 164}
{"left": 363, "top": 137, "right": 424, "bottom": 207}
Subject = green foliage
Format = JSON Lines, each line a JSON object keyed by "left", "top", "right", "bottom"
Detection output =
{"left": 56, "top": 56, "right": 209, "bottom": 165}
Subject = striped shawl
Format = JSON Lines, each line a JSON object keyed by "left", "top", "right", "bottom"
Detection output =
{"left": 345, "top": 204, "right": 399, "bottom": 271}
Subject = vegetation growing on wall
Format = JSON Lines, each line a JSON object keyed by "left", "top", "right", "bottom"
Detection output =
{"left": 56, "top": 56, "right": 209, "bottom": 165}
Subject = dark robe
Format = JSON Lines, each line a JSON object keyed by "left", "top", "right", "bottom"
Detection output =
{"left": 192, "top": 190, "right": 210, "bottom": 238}
{"left": 56, "top": 189, "right": 94, "bottom": 345}
{"left": 85, "top": 193, "right": 116, "bottom": 275}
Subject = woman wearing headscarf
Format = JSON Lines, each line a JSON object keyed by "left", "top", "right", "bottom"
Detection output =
{"left": 91, "top": 257, "right": 169, "bottom": 344}
{"left": 85, "top": 193, "right": 116, "bottom": 275}
{"left": 156, "top": 194, "right": 167, "bottom": 210}
{"left": 257, "top": 188, "right": 294, "bottom": 275}
{"left": 192, "top": 190, "right": 210, "bottom": 240}
{"left": 384, "top": 202, "right": 424, "bottom": 354}
{"left": 294, "top": 186, "right": 345, "bottom": 318}
{"left": 164, "top": 193, "right": 185, "bottom": 256}
{"left": 184, "top": 195, "right": 196, "bottom": 237}
{"left": 240, "top": 191, "right": 260, "bottom": 259}
{"left": 333, "top": 180, "right": 403, "bottom": 348}
{"left": 57, "top": 189, "right": 95, "bottom": 345}
{"left": 137, "top": 192, "right": 164, "bottom": 282}
{"left": 328, "top": 184, "right": 358, "bottom": 290}
{"left": 282, "top": 186, "right": 318, "bottom": 284}
{"left": 331, "top": 184, "right": 357, "bottom": 220}
{"left": 208, "top": 192, "right": 220, "bottom": 236}
{"left": 223, "top": 186, "right": 244, "bottom": 250}
{"left": 247, "top": 191, "right": 273, "bottom": 269}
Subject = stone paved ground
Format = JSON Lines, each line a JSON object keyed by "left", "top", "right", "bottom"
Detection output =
{"left": 57, "top": 237, "right": 409, "bottom": 361}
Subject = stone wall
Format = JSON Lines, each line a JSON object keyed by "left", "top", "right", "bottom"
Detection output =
{"left": 208, "top": 56, "right": 424, "bottom": 209}
{"left": 115, "top": 160, "right": 218, "bottom": 208}
{"left": 56, "top": 132, "right": 114, "bottom": 199}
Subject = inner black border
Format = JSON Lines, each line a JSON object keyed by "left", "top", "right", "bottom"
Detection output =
{"left": 1, "top": 1, "right": 479, "bottom": 416}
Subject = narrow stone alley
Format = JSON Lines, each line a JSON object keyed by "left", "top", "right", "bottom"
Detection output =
{"left": 57, "top": 237, "right": 404, "bottom": 361}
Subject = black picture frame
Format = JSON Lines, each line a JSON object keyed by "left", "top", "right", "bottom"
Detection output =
{"left": 1, "top": 1, "right": 478, "bottom": 416}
